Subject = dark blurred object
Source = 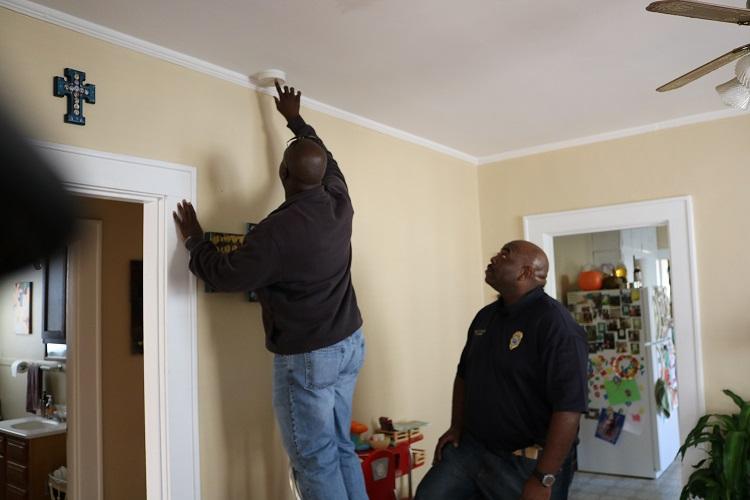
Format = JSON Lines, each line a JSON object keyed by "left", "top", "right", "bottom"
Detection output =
{"left": 130, "top": 260, "right": 143, "bottom": 354}
{"left": 378, "top": 416, "right": 395, "bottom": 432}
{"left": 602, "top": 275, "right": 626, "bottom": 289}
{"left": 0, "top": 106, "right": 74, "bottom": 275}
{"left": 42, "top": 246, "right": 68, "bottom": 344}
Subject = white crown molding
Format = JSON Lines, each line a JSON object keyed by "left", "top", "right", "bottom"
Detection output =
{"left": 0, "top": 0, "right": 253, "bottom": 87}
{"left": 251, "top": 85, "right": 477, "bottom": 163}
{"left": 0, "top": 0, "right": 476, "bottom": 164}
{"left": 476, "top": 108, "right": 744, "bottom": 165}
{"left": 2, "top": 0, "right": 746, "bottom": 167}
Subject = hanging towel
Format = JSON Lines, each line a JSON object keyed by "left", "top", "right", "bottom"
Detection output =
{"left": 25, "top": 363, "right": 42, "bottom": 414}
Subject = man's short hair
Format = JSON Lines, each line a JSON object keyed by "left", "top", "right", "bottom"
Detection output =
{"left": 284, "top": 136, "right": 326, "bottom": 185}
{"left": 286, "top": 135, "right": 325, "bottom": 151}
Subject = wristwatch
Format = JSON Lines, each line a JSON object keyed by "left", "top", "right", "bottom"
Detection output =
{"left": 532, "top": 468, "right": 556, "bottom": 488}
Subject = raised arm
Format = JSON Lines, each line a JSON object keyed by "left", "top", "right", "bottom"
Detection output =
{"left": 274, "top": 81, "right": 347, "bottom": 191}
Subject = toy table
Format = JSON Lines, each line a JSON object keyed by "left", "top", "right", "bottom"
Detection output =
{"left": 358, "top": 430, "right": 426, "bottom": 500}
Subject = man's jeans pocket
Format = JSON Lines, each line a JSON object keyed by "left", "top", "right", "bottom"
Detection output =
{"left": 304, "top": 346, "right": 343, "bottom": 390}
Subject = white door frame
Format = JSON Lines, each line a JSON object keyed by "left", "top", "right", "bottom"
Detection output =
{"left": 524, "top": 196, "right": 704, "bottom": 441}
{"left": 67, "top": 219, "right": 103, "bottom": 499}
{"left": 35, "top": 141, "right": 201, "bottom": 500}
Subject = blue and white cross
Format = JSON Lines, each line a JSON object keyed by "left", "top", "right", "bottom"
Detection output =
{"left": 53, "top": 68, "right": 96, "bottom": 125}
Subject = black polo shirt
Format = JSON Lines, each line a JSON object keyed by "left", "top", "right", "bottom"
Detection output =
{"left": 457, "top": 286, "right": 587, "bottom": 453}
{"left": 187, "top": 116, "right": 362, "bottom": 354}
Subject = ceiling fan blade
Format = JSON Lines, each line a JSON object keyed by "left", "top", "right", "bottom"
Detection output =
{"left": 646, "top": 0, "right": 750, "bottom": 24}
{"left": 656, "top": 44, "right": 750, "bottom": 91}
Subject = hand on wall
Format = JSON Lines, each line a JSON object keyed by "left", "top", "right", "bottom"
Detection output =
{"left": 173, "top": 200, "right": 204, "bottom": 242}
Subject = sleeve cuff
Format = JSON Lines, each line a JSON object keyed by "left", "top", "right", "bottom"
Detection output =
{"left": 286, "top": 115, "right": 306, "bottom": 134}
{"left": 184, "top": 234, "right": 204, "bottom": 252}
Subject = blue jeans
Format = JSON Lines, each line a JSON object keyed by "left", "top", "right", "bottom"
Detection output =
{"left": 415, "top": 432, "right": 574, "bottom": 500}
{"left": 272, "top": 328, "right": 367, "bottom": 500}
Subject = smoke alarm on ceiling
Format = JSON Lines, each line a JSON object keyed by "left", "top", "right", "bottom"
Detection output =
{"left": 252, "top": 69, "right": 287, "bottom": 88}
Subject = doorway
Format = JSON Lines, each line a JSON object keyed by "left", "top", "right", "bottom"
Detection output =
{"left": 524, "top": 196, "right": 703, "bottom": 439}
{"left": 68, "top": 197, "right": 146, "bottom": 499}
{"left": 524, "top": 197, "right": 704, "bottom": 491}
{"left": 36, "top": 141, "right": 201, "bottom": 500}
{"left": 554, "top": 225, "right": 679, "bottom": 479}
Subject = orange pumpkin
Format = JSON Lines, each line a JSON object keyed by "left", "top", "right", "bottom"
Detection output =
{"left": 350, "top": 421, "right": 368, "bottom": 434}
{"left": 578, "top": 270, "right": 603, "bottom": 291}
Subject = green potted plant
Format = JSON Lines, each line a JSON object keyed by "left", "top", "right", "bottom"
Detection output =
{"left": 679, "top": 390, "right": 750, "bottom": 500}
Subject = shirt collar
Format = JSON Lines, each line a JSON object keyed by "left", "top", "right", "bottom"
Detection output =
{"left": 271, "top": 185, "right": 324, "bottom": 213}
{"left": 496, "top": 286, "right": 545, "bottom": 317}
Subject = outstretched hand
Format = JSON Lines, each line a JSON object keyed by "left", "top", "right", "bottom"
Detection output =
{"left": 173, "top": 200, "right": 204, "bottom": 243}
{"left": 274, "top": 80, "right": 301, "bottom": 122}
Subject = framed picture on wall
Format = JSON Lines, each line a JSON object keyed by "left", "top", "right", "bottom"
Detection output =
{"left": 131, "top": 260, "right": 144, "bottom": 354}
{"left": 203, "top": 223, "right": 260, "bottom": 302}
{"left": 13, "top": 282, "right": 32, "bottom": 334}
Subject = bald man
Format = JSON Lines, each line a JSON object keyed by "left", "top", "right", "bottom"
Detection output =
{"left": 415, "top": 241, "right": 587, "bottom": 500}
{"left": 173, "top": 83, "right": 367, "bottom": 500}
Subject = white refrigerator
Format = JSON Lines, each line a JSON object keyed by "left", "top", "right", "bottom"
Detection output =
{"left": 567, "top": 287, "right": 680, "bottom": 479}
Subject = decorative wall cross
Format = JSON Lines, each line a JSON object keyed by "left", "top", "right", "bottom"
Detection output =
{"left": 53, "top": 68, "right": 96, "bottom": 125}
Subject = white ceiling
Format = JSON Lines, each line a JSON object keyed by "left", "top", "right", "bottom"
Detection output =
{"left": 17, "top": 0, "right": 750, "bottom": 159}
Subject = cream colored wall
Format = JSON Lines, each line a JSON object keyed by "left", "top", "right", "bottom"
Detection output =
{"left": 74, "top": 197, "right": 145, "bottom": 500}
{"left": 478, "top": 114, "right": 750, "bottom": 414}
{"left": 0, "top": 265, "right": 65, "bottom": 420}
{"left": 0, "top": 8, "right": 484, "bottom": 499}
{"left": 553, "top": 233, "right": 594, "bottom": 301}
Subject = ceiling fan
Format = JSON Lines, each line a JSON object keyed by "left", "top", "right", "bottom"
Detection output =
{"left": 646, "top": 0, "right": 750, "bottom": 108}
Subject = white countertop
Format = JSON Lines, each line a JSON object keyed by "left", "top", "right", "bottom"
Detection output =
{"left": 0, "top": 416, "right": 67, "bottom": 439}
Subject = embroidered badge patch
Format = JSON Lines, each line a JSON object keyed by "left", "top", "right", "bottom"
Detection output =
{"left": 509, "top": 330, "right": 524, "bottom": 350}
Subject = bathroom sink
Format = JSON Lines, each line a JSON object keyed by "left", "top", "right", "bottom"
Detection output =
{"left": 12, "top": 420, "right": 58, "bottom": 431}
{"left": 0, "top": 416, "right": 66, "bottom": 438}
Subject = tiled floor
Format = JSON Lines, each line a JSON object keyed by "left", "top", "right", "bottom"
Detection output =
{"left": 569, "top": 461, "right": 684, "bottom": 500}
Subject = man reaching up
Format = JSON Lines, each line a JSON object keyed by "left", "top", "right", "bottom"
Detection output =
{"left": 174, "top": 82, "right": 367, "bottom": 500}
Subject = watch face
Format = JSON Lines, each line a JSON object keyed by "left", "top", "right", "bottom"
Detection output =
{"left": 541, "top": 474, "right": 556, "bottom": 487}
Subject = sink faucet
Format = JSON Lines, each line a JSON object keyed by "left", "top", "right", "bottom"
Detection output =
{"left": 51, "top": 404, "right": 67, "bottom": 423}
{"left": 40, "top": 393, "right": 53, "bottom": 419}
